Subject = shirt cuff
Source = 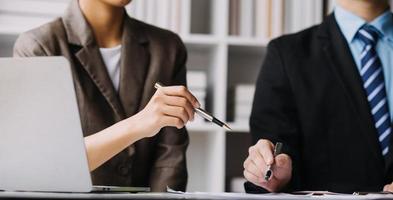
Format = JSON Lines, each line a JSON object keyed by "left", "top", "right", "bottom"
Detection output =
{"left": 244, "top": 181, "right": 269, "bottom": 194}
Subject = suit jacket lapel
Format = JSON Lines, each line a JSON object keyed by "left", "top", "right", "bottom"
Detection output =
{"left": 319, "top": 15, "right": 384, "bottom": 165}
{"left": 63, "top": 0, "right": 125, "bottom": 120}
{"left": 118, "top": 17, "right": 150, "bottom": 116}
{"left": 75, "top": 46, "right": 126, "bottom": 119}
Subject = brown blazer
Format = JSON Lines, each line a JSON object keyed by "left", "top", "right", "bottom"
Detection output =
{"left": 13, "top": 0, "right": 189, "bottom": 192}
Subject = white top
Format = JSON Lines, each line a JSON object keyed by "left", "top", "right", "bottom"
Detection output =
{"left": 99, "top": 45, "right": 122, "bottom": 91}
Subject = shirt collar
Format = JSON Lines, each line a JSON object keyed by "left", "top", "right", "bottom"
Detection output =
{"left": 334, "top": 5, "right": 393, "bottom": 43}
{"left": 369, "top": 10, "right": 393, "bottom": 42}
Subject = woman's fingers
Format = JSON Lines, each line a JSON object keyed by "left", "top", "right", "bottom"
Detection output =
{"left": 161, "top": 105, "right": 190, "bottom": 125}
{"left": 161, "top": 115, "right": 185, "bottom": 129}
{"left": 162, "top": 95, "right": 195, "bottom": 121}
{"left": 146, "top": 84, "right": 201, "bottom": 131}
{"left": 158, "top": 85, "right": 200, "bottom": 108}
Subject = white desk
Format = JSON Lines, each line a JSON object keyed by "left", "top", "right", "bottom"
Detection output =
{"left": 1, "top": 191, "right": 393, "bottom": 200}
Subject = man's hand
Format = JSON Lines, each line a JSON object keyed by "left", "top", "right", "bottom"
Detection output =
{"left": 243, "top": 139, "right": 292, "bottom": 192}
{"left": 384, "top": 183, "right": 393, "bottom": 192}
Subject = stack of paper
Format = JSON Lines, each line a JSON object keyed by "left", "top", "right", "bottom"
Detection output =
{"left": 187, "top": 71, "right": 207, "bottom": 124}
{"left": 234, "top": 84, "right": 255, "bottom": 123}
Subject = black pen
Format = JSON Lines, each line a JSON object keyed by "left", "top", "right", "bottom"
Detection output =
{"left": 154, "top": 82, "right": 232, "bottom": 131}
{"left": 264, "top": 142, "right": 283, "bottom": 181}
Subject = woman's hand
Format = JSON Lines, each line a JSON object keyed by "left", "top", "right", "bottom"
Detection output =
{"left": 130, "top": 85, "right": 200, "bottom": 138}
{"left": 85, "top": 85, "right": 199, "bottom": 171}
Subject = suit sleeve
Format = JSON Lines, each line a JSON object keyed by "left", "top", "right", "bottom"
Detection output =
{"left": 246, "top": 40, "right": 302, "bottom": 193}
{"left": 13, "top": 33, "right": 49, "bottom": 57}
{"left": 149, "top": 35, "right": 189, "bottom": 192}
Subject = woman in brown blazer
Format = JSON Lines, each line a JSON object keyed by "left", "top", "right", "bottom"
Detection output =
{"left": 13, "top": 0, "right": 198, "bottom": 192}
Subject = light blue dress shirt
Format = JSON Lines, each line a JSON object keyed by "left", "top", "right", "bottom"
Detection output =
{"left": 335, "top": 6, "right": 393, "bottom": 122}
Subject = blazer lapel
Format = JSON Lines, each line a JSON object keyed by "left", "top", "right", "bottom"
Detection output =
{"left": 63, "top": 0, "right": 125, "bottom": 120}
{"left": 75, "top": 47, "right": 126, "bottom": 119}
{"left": 118, "top": 17, "right": 150, "bottom": 116}
{"left": 319, "top": 15, "right": 384, "bottom": 165}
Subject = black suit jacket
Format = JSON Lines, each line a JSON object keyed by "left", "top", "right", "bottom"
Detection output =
{"left": 246, "top": 14, "right": 393, "bottom": 193}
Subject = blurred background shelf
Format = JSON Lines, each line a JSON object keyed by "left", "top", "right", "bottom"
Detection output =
{"left": 183, "top": 34, "right": 220, "bottom": 46}
{"left": 4, "top": 0, "right": 391, "bottom": 193}
{"left": 227, "top": 122, "right": 250, "bottom": 133}
{"left": 226, "top": 37, "right": 269, "bottom": 47}
{"left": 186, "top": 122, "right": 219, "bottom": 132}
{"left": 186, "top": 121, "right": 250, "bottom": 133}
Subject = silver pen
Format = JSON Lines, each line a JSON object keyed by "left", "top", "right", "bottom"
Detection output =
{"left": 154, "top": 82, "right": 232, "bottom": 131}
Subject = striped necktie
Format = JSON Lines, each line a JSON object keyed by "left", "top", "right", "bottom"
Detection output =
{"left": 357, "top": 25, "right": 392, "bottom": 156}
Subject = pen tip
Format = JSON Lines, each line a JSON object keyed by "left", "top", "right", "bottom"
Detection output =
{"left": 223, "top": 124, "right": 232, "bottom": 131}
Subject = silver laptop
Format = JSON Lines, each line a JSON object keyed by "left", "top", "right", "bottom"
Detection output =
{"left": 0, "top": 57, "right": 149, "bottom": 193}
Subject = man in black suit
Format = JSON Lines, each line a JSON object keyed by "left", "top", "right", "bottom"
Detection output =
{"left": 243, "top": 0, "right": 393, "bottom": 193}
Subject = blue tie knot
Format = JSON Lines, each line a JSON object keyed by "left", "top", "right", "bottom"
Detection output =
{"left": 357, "top": 25, "right": 380, "bottom": 45}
